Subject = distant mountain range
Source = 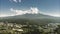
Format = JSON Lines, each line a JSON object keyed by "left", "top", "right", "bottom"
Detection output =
{"left": 0, "top": 13, "right": 60, "bottom": 25}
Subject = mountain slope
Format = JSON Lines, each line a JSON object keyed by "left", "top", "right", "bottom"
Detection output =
{"left": 0, "top": 14, "right": 60, "bottom": 25}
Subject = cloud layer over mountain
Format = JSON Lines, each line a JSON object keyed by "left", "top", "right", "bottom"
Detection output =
{"left": 10, "top": 7, "right": 39, "bottom": 15}
{"left": 0, "top": 7, "right": 60, "bottom": 17}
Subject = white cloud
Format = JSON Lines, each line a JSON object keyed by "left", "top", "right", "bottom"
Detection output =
{"left": 10, "top": 7, "right": 60, "bottom": 17}
{"left": 13, "top": 0, "right": 17, "bottom": 2}
{"left": 0, "top": 7, "right": 39, "bottom": 17}
{"left": 0, "top": 14, "right": 15, "bottom": 17}
{"left": 0, "top": 7, "right": 60, "bottom": 17}
{"left": 10, "top": 0, "right": 21, "bottom": 3}
{"left": 10, "top": 7, "right": 39, "bottom": 15}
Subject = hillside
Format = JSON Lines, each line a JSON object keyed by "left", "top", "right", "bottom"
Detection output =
{"left": 0, "top": 14, "right": 60, "bottom": 25}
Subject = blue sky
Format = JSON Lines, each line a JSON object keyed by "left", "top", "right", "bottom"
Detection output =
{"left": 0, "top": 0, "right": 60, "bottom": 17}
